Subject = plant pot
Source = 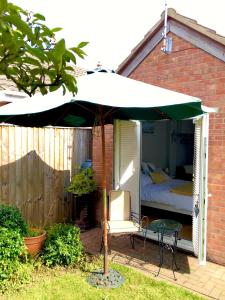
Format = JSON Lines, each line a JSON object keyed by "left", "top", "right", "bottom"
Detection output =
{"left": 24, "top": 229, "right": 47, "bottom": 256}
{"left": 74, "top": 194, "right": 95, "bottom": 231}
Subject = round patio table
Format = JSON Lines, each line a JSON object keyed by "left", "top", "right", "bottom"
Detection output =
{"left": 148, "top": 219, "right": 182, "bottom": 280}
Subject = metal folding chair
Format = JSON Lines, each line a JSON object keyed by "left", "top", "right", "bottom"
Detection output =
{"left": 100, "top": 190, "right": 148, "bottom": 252}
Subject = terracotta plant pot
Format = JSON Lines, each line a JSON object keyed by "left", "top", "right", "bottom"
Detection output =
{"left": 24, "top": 229, "right": 47, "bottom": 256}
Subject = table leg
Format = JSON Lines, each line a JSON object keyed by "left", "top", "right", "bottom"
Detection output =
{"left": 173, "top": 232, "right": 179, "bottom": 270}
{"left": 144, "top": 228, "right": 147, "bottom": 248}
{"left": 156, "top": 231, "right": 180, "bottom": 280}
{"left": 171, "top": 232, "right": 180, "bottom": 280}
{"left": 156, "top": 232, "right": 164, "bottom": 277}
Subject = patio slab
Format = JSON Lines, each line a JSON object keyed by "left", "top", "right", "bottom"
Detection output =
{"left": 81, "top": 227, "right": 225, "bottom": 300}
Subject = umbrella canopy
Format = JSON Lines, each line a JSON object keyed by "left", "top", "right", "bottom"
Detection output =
{"left": 0, "top": 72, "right": 204, "bottom": 127}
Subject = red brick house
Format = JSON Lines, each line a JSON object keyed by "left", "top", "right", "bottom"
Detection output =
{"left": 93, "top": 9, "right": 225, "bottom": 266}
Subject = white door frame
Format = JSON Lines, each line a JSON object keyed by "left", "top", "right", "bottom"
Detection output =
{"left": 113, "top": 120, "right": 141, "bottom": 217}
{"left": 197, "top": 113, "right": 209, "bottom": 265}
{"left": 113, "top": 115, "right": 209, "bottom": 264}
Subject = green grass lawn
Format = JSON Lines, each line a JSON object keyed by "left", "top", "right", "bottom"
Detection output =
{"left": 3, "top": 263, "right": 204, "bottom": 300}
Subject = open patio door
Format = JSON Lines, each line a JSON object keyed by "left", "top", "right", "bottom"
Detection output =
{"left": 113, "top": 120, "right": 141, "bottom": 217}
{"left": 192, "top": 113, "right": 209, "bottom": 265}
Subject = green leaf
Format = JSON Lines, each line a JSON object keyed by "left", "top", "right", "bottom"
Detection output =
{"left": 6, "top": 66, "right": 18, "bottom": 76}
{"left": 77, "top": 41, "right": 89, "bottom": 48}
{"left": 21, "top": 56, "right": 42, "bottom": 67}
{"left": 52, "top": 39, "right": 66, "bottom": 69}
{"left": 27, "top": 46, "right": 47, "bottom": 62}
{"left": 3, "top": 15, "right": 35, "bottom": 43}
{"left": 62, "top": 73, "right": 76, "bottom": 85}
{"left": 65, "top": 66, "right": 75, "bottom": 72}
{"left": 70, "top": 47, "right": 86, "bottom": 59}
{"left": 40, "top": 86, "right": 48, "bottom": 95}
{"left": 42, "top": 69, "right": 57, "bottom": 81}
{"left": 64, "top": 50, "right": 76, "bottom": 64}
{"left": 0, "top": 0, "right": 7, "bottom": 13}
{"left": 33, "top": 13, "right": 46, "bottom": 21}
{"left": 54, "top": 39, "right": 66, "bottom": 59}
{"left": 51, "top": 27, "right": 62, "bottom": 33}
{"left": 41, "top": 24, "right": 54, "bottom": 37}
{"left": 49, "top": 85, "right": 61, "bottom": 92}
{"left": 34, "top": 26, "right": 40, "bottom": 38}
{"left": 26, "top": 67, "right": 42, "bottom": 76}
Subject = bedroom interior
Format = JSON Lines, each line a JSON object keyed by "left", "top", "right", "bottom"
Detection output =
{"left": 141, "top": 119, "right": 195, "bottom": 243}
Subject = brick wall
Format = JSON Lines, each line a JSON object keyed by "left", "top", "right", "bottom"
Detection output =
{"left": 128, "top": 33, "right": 225, "bottom": 265}
{"left": 93, "top": 32, "right": 225, "bottom": 265}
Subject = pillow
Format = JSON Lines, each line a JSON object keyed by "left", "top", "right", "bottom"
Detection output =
{"left": 141, "top": 173, "right": 152, "bottom": 187}
{"left": 147, "top": 162, "right": 156, "bottom": 172}
{"left": 155, "top": 168, "right": 171, "bottom": 181}
{"left": 150, "top": 171, "right": 168, "bottom": 184}
{"left": 141, "top": 162, "right": 156, "bottom": 174}
{"left": 141, "top": 162, "right": 150, "bottom": 175}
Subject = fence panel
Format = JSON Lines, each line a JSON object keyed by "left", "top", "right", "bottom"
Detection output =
{"left": 0, "top": 125, "right": 92, "bottom": 226}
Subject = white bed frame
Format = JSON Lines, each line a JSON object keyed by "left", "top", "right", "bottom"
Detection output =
{"left": 141, "top": 200, "right": 192, "bottom": 216}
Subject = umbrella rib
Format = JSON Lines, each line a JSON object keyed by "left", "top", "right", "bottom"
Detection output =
{"left": 153, "top": 107, "right": 171, "bottom": 119}
{"left": 75, "top": 102, "right": 97, "bottom": 115}
{"left": 104, "top": 107, "right": 119, "bottom": 119}
{"left": 52, "top": 102, "right": 98, "bottom": 126}
{"left": 51, "top": 103, "right": 74, "bottom": 126}
{"left": 76, "top": 103, "right": 119, "bottom": 120}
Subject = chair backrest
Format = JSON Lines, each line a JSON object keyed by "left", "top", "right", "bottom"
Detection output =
{"left": 109, "top": 190, "right": 131, "bottom": 221}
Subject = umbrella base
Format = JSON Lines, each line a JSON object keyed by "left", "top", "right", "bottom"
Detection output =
{"left": 87, "top": 268, "right": 124, "bottom": 288}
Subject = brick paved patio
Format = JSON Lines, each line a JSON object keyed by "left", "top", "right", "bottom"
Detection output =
{"left": 81, "top": 228, "right": 225, "bottom": 299}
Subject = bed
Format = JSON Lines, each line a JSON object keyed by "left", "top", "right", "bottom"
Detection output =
{"left": 141, "top": 173, "right": 193, "bottom": 216}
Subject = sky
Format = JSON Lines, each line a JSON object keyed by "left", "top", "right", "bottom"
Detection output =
{"left": 13, "top": 0, "right": 225, "bottom": 71}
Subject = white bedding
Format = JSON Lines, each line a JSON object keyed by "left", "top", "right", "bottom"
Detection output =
{"left": 141, "top": 178, "right": 193, "bottom": 213}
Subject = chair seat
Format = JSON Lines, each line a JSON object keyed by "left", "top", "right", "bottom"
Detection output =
{"left": 107, "top": 220, "right": 141, "bottom": 234}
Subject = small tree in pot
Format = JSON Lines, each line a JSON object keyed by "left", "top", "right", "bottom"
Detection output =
{"left": 66, "top": 167, "right": 97, "bottom": 230}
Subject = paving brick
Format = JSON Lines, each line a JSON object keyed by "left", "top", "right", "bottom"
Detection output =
{"left": 81, "top": 228, "right": 225, "bottom": 299}
{"left": 198, "top": 274, "right": 211, "bottom": 283}
{"left": 209, "top": 287, "right": 223, "bottom": 299}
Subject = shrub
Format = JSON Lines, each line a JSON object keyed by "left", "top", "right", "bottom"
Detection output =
{"left": 2, "top": 262, "right": 33, "bottom": 293}
{"left": 0, "top": 227, "right": 26, "bottom": 284}
{"left": 0, "top": 204, "right": 28, "bottom": 236}
{"left": 65, "top": 168, "right": 97, "bottom": 197}
{"left": 41, "top": 224, "right": 83, "bottom": 267}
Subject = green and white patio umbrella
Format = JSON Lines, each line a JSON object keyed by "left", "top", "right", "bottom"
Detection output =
{"left": 0, "top": 71, "right": 204, "bottom": 126}
{"left": 0, "top": 71, "right": 205, "bottom": 275}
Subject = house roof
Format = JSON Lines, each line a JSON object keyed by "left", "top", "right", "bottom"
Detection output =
{"left": 117, "top": 8, "right": 225, "bottom": 75}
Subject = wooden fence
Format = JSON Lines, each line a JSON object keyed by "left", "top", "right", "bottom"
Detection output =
{"left": 0, "top": 125, "right": 92, "bottom": 226}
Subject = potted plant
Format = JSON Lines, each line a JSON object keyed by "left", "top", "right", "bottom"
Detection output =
{"left": 66, "top": 167, "right": 97, "bottom": 230}
{"left": 0, "top": 204, "right": 46, "bottom": 256}
{"left": 24, "top": 227, "right": 46, "bottom": 257}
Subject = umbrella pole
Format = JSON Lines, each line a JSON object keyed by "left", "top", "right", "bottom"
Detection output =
{"left": 100, "top": 113, "right": 109, "bottom": 276}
